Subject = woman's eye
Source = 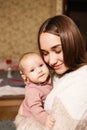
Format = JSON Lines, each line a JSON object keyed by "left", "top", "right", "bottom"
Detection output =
{"left": 55, "top": 49, "right": 62, "bottom": 54}
{"left": 43, "top": 53, "right": 48, "bottom": 56}
{"left": 41, "top": 51, "right": 48, "bottom": 56}
{"left": 56, "top": 50, "right": 61, "bottom": 53}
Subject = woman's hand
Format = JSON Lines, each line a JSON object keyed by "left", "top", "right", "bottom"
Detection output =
{"left": 18, "top": 105, "right": 23, "bottom": 115}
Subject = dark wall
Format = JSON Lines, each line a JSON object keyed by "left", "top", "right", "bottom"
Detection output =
{"left": 66, "top": 0, "right": 87, "bottom": 50}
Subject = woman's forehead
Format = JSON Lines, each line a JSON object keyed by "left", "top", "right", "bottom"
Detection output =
{"left": 40, "top": 33, "right": 61, "bottom": 50}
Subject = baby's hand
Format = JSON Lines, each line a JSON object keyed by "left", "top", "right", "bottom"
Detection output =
{"left": 45, "top": 115, "right": 55, "bottom": 129}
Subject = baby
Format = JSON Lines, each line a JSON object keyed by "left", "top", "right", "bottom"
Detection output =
{"left": 15, "top": 52, "right": 55, "bottom": 130}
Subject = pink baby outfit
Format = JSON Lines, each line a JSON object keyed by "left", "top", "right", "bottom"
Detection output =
{"left": 20, "top": 77, "right": 52, "bottom": 125}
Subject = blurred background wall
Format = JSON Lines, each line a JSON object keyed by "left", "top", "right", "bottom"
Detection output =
{"left": 66, "top": 0, "right": 87, "bottom": 50}
{"left": 0, "top": 0, "right": 63, "bottom": 59}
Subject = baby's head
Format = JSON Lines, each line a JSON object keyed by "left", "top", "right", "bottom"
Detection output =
{"left": 19, "top": 52, "right": 50, "bottom": 84}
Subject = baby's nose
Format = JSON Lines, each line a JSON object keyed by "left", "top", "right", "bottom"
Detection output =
{"left": 37, "top": 67, "right": 42, "bottom": 73}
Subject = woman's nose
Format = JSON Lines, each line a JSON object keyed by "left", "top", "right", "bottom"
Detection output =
{"left": 49, "top": 53, "right": 57, "bottom": 66}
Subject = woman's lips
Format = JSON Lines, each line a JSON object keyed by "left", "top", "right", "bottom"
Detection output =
{"left": 53, "top": 63, "right": 63, "bottom": 70}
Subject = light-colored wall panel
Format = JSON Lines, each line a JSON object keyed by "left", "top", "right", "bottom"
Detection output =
{"left": 0, "top": 0, "right": 63, "bottom": 59}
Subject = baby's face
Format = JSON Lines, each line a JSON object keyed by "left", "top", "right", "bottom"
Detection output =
{"left": 23, "top": 54, "right": 49, "bottom": 84}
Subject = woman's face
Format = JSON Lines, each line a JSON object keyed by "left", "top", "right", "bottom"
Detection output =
{"left": 39, "top": 32, "right": 69, "bottom": 75}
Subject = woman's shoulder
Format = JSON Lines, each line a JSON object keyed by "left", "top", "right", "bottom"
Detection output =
{"left": 74, "top": 65, "right": 87, "bottom": 75}
{"left": 79, "top": 64, "right": 87, "bottom": 69}
{"left": 53, "top": 65, "right": 87, "bottom": 84}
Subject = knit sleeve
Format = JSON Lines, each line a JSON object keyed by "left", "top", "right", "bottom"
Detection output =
{"left": 27, "top": 87, "right": 49, "bottom": 125}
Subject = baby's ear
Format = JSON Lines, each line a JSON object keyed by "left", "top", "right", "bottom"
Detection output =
{"left": 19, "top": 70, "right": 23, "bottom": 75}
{"left": 20, "top": 71, "right": 30, "bottom": 85}
{"left": 26, "top": 77, "right": 30, "bottom": 85}
{"left": 20, "top": 71, "right": 26, "bottom": 81}
{"left": 20, "top": 71, "right": 25, "bottom": 79}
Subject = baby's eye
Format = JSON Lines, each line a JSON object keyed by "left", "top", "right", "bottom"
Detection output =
{"left": 39, "top": 64, "right": 43, "bottom": 67}
{"left": 30, "top": 69, "right": 34, "bottom": 72}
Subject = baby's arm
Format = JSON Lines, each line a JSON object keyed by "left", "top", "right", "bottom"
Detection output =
{"left": 19, "top": 102, "right": 55, "bottom": 129}
{"left": 27, "top": 88, "right": 55, "bottom": 128}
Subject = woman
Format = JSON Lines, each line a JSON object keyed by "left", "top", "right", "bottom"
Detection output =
{"left": 15, "top": 15, "right": 87, "bottom": 130}
{"left": 38, "top": 15, "right": 87, "bottom": 130}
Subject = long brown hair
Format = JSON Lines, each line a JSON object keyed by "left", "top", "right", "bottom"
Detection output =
{"left": 38, "top": 15, "right": 87, "bottom": 71}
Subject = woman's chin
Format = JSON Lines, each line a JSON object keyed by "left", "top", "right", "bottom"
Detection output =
{"left": 54, "top": 66, "right": 69, "bottom": 75}
{"left": 55, "top": 69, "right": 66, "bottom": 75}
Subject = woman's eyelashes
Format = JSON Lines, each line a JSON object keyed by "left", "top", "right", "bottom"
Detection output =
{"left": 41, "top": 51, "right": 48, "bottom": 56}
{"left": 55, "top": 49, "right": 62, "bottom": 54}
{"left": 41, "top": 49, "right": 62, "bottom": 56}
{"left": 54, "top": 46, "right": 62, "bottom": 54}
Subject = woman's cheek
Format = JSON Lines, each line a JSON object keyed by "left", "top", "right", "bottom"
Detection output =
{"left": 44, "top": 56, "right": 49, "bottom": 64}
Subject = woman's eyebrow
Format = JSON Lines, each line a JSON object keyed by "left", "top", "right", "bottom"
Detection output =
{"left": 51, "top": 44, "right": 61, "bottom": 49}
{"left": 41, "top": 44, "right": 61, "bottom": 51}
